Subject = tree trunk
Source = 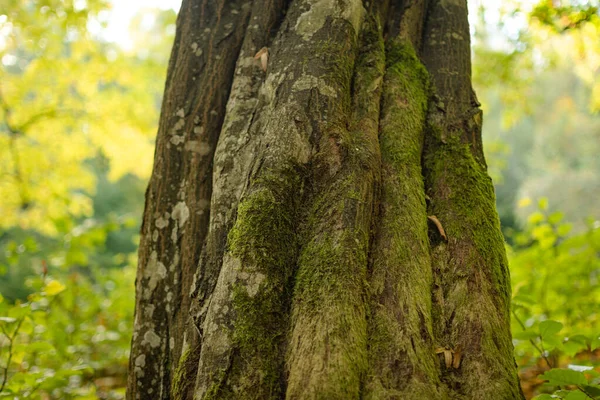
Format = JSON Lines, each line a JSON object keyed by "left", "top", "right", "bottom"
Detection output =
{"left": 127, "top": 0, "right": 523, "bottom": 399}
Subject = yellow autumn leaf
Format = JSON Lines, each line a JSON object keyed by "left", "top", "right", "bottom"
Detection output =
{"left": 517, "top": 198, "right": 532, "bottom": 208}
{"left": 44, "top": 280, "right": 66, "bottom": 296}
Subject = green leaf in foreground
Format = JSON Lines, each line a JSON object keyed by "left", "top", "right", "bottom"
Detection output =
{"left": 540, "top": 368, "right": 588, "bottom": 386}
{"left": 540, "top": 320, "right": 564, "bottom": 339}
{"left": 532, "top": 395, "right": 554, "bottom": 400}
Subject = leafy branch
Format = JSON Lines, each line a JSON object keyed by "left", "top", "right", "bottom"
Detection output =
{"left": 513, "top": 310, "right": 553, "bottom": 369}
{"left": 0, "top": 316, "right": 25, "bottom": 393}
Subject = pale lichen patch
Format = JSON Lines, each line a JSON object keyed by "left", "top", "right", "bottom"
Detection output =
{"left": 155, "top": 217, "right": 169, "bottom": 229}
{"left": 143, "top": 330, "right": 162, "bottom": 348}
{"left": 184, "top": 140, "right": 211, "bottom": 155}
{"left": 295, "top": 0, "right": 364, "bottom": 40}
{"left": 144, "top": 251, "right": 167, "bottom": 296}
{"left": 292, "top": 75, "right": 337, "bottom": 98}
{"left": 157, "top": 262, "right": 167, "bottom": 279}
{"left": 170, "top": 250, "right": 180, "bottom": 273}
{"left": 173, "top": 119, "right": 185, "bottom": 131}
{"left": 143, "top": 304, "right": 155, "bottom": 319}
{"left": 170, "top": 135, "right": 185, "bottom": 145}
{"left": 134, "top": 354, "right": 146, "bottom": 374}
{"left": 172, "top": 202, "right": 190, "bottom": 227}
{"left": 191, "top": 42, "right": 203, "bottom": 56}
{"left": 260, "top": 72, "right": 286, "bottom": 104}
{"left": 238, "top": 270, "right": 266, "bottom": 297}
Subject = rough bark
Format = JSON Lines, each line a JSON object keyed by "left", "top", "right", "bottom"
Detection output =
{"left": 127, "top": 0, "right": 524, "bottom": 399}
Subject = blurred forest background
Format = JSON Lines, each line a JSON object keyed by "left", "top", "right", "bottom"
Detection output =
{"left": 0, "top": 0, "right": 598, "bottom": 399}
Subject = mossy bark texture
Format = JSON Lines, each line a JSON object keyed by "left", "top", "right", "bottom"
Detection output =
{"left": 128, "top": 0, "right": 524, "bottom": 399}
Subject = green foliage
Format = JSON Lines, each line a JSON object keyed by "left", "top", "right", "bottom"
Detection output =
{"left": 531, "top": 0, "right": 599, "bottom": 32}
{"left": 0, "top": 265, "right": 135, "bottom": 398}
{"left": 0, "top": 2, "right": 174, "bottom": 233}
{"left": 509, "top": 201, "right": 600, "bottom": 398}
{"left": 473, "top": 0, "right": 600, "bottom": 239}
{"left": 534, "top": 367, "right": 600, "bottom": 399}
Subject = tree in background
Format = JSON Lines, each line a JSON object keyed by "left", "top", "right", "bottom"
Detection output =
{"left": 128, "top": 0, "right": 522, "bottom": 398}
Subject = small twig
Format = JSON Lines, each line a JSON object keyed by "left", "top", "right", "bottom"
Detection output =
{"left": 0, "top": 317, "right": 24, "bottom": 393}
{"left": 576, "top": 385, "right": 595, "bottom": 399}
{"left": 512, "top": 310, "right": 552, "bottom": 369}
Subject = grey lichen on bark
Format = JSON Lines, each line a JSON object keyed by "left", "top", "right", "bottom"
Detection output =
{"left": 128, "top": 0, "right": 524, "bottom": 399}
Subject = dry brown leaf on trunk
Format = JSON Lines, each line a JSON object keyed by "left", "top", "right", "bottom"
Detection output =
{"left": 452, "top": 346, "right": 462, "bottom": 369}
{"left": 428, "top": 215, "right": 447, "bottom": 240}
{"left": 254, "top": 47, "right": 268, "bottom": 72}
{"left": 435, "top": 347, "right": 454, "bottom": 368}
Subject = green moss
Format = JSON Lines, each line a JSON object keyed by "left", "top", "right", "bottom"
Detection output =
{"left": 423, "top": 122, "right": 520, "bottom": 397}
{"left": 287, "top": 212, "right": 370, "bottom": 398}
{"left": 171, "top": 344, "right": 200, "bottom": 400}
{"left": 203, "top": 368, "right": 231, "bottom": 400}
{"left": 381, "top": 39, "right": 429, "bottom": 152}
{"left": 228, "top": 171, "right": 299, "bottom": 273}
{"left": 222, "top": 166, "right": 302, "bottom": 398}
{"left": 364, "top": 38, "right": 445, "bottom": 398}
{"left": 423, "top": 138, "right": 511, "bottom": 303}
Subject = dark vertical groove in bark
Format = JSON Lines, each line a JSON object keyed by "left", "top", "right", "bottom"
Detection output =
{"left": 421, "top": 0, "right": 523, "bottom": 398}
{"left": 128, "top": 1, "right": 253, "bottom": 399}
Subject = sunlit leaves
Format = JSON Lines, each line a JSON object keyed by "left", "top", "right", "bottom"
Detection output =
{"left": 0, "top": 266, "right": 135, "bottom": 398}
{"left": 531, "top": 0, "right": 599, "bottom": 32}
{"left": 540, "top": 368, "right": 588, "bottom": 386}
{"left": 1, "top": 3, "right": 174, "bottom": 234}
{"left": 563, "top": 335, "right": 590, "bottom": 357}
{"left": 42, "top": 279, "right": 65, "bottom": 296}
{"left": 511, "top": 202, "right": 600, "bottom": 398}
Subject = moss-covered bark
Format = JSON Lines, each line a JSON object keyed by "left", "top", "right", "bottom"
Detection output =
{"left": 421, "top": 0, "right": 523, "bottom": 398}
{"left": 129, "top": 0, "right": 523, "bottom": 399}
{"left": 194, "top": 166, "right": 302, "bottom": 399}
{"left": 365, "top": 38, "right": 445, "bottom": 399}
